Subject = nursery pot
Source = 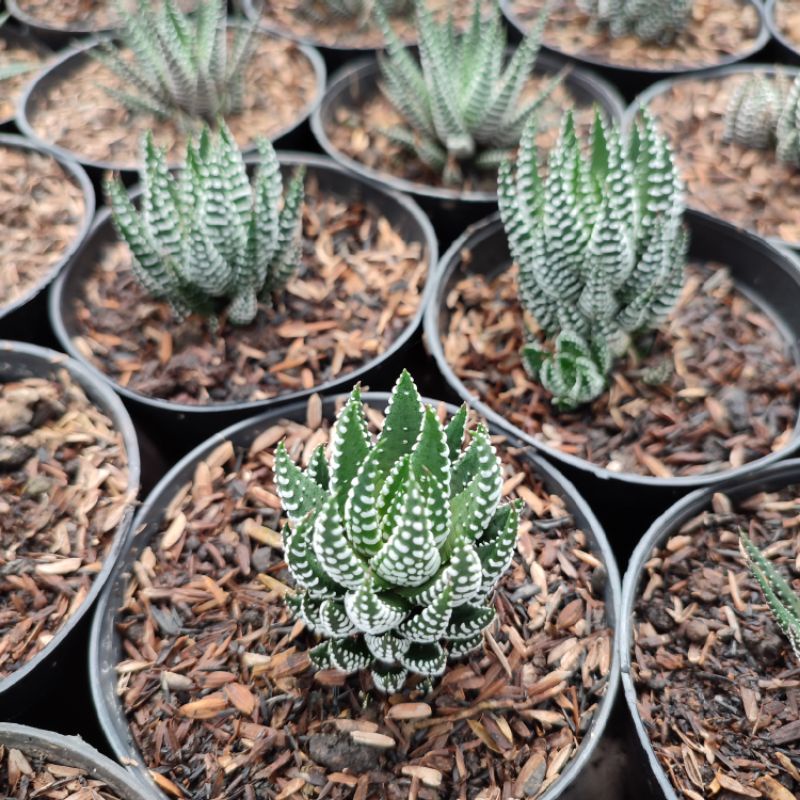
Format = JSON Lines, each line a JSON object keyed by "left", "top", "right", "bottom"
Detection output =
{"left": 0, "top": 23, "right": 51, "bottom": 129}
{"left": 619, "top": 457, "right": 800, "bottom": 799}
{"left": 0, "top": 134, "right": 94, "bottom": 347}
{"left": 311, "top": 55, "right": 625, "bottom": 248}
{"left": 765, "top": 0, "right": 800, "bottom": 63}
{"left": 500, "top": 0, "right": 769, "bottom": 101}
{"left": 50, "top": 151, "right": 439, "bottom": 458}
{"left": 90, "top": 390, "right": 621, "bottom": 800}
{"left": 0, "top": 724, "right": 155, "bottom": 799}
{"left": 0, "top": 341, "right": 140, "bottom": 721}
{"left": 424, "top": 210, "right": 800, "bottom": 558}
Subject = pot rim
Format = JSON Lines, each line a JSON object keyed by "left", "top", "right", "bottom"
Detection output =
{"left": 764, "top": 0, "right": 800, "bottom": 61}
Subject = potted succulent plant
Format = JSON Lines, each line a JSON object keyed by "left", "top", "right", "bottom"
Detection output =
{"left": 501, "top": 0, "right": 769, "bottom": 98}
{"left": 90, "top": 372, "right": 620, "bottom": 800}
{"left": 16, "top": 0, "right": 326, "bottom": 176}
{"left": 425, "top": 110, "right": 800, "bottom": 549}
{"left": 0, "top": 340, "right": 139, "bottom": 721}
{"left": 311, "top": 0, "right": 624, "bottom": 245}
{"left": 621, "top": 458, "right": 800, "bottom": 799}
{"left": 765, "top": 0, "right": 800, "bottom": 63}
{"left": 0, "top": 13, "right": 50, "bottom": 128}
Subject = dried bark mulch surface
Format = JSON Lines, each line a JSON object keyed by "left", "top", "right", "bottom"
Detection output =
{"left": 644, "top": 72, "right": 800, "bottom": 245}
{"left": 506, "top": 0, "right": 760, "bottom": 69}
{"left": 0, "top": 742, "right": 125, "bottom": 799}
{"left": 0, "top": 369, "right": 130, "bottom": 679}
{"left": 0, "top": 34, "right": 49, "bottom": 121}
{"left": 0, "top": 146, "right": 86, "bottom": 311}
{"left": 442, "top": 262, "right": 799, "bottom": 478}
{"left": 776, "top": 0, "right": 800, "bottom": 49}
{"left": 112, "top": 398, "right": 613, "bottom": 800}
{"left": 26, "top": 33, "right": 318, "bottom": 169}
{"left": 14, "top": 0, "right": 195, "bottom": 30}
{"left": 327, "top": 77, "right": 599, "bottom": 194}
{"left": 70, "top": 183, "right": 427, "bottom": 405}
{"left": 631, "top": 487, "right": 800, "bottom": 799}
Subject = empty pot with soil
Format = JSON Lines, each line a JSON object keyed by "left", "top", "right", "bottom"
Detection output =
{"left": 621, "top": 458, "right": 800, "bottom": 799}
{"left": 0, "top": 134, "right": 94, "bottom": 345}
{"left": 0, "top": 341, "right": 139, "bottom": 720}
{"left": 0, "top": 20, "right": 51, "bottom": 129}
{"left": 90, "top": 378, "right": 621, "bottom": 800}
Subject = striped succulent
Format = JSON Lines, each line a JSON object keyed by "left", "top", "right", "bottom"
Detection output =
{"left": 578, "top": 0, "right": 692, "bottom": 44}
{"left": 274, "top": 371, "right": 521, "bottom": 693}
{"left": 106, "top": 122, "right": 304, "bottom": 326}
{"left": 498, "top": 110, "right": 687, "bottom": 409}
{"left": 723, "top": 74, "right": 786, "bottom": 150}
{"left": 777, "top": 76, "right": 800, "bottom": 168}
{"left": 93, "top": 0, "right": 258, "bottom": 125}
{"left": 375, "top": 0, "right": 558, "bottom": 185}
{"left": 740, "top": 531, "right": 800, "bottom": 663}
{"left": 305, "top": 0, "right": 411, "bottom": 26}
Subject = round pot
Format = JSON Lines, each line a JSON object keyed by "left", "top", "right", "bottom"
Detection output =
{"left": 15, "top": 30, "right": 327, "bottom": 181}
{"left": 0, "top": 340, "right": 140, "bottom": 721}
{"left": 620, "top": 457, "right": 800, "bottom": 799}
{"left": 625, "top": 63, "right": 800, "bottom": 252}
{"left": 500, "top": 0, "right": 770, "bottom": 101}
{"left": 765, "top": 0, "right": 800, "bottom": 62}
{"left": 50, "top": 151, "right": 438, "bottom": 457}
{"left": 0, "top": 134, "right": 94, "bottom": 346}
{"left": 311, "top": 55, "right": 625, "bottom": 248}
{"left": 0, "top": 23, "right": 51, "bottom": 129}
{"left": 424, "top": 210, "right": 800, "bottom": 557}
{"left": 0, "top": 724, "right": 155, "bottom": 799}
{"left": 90, "top": 390, "right": 622, "bottom": 800}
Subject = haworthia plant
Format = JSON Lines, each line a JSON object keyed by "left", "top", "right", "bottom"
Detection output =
{"left": 374, "top": 0, "right": 559, "bottom": 185}
{"left": 740, "top": 531, "right": 800, "bottom": 663}
{"left": 304, "top": 0, "right": 411, "bottom": 26}
{"left": 723, "top": 74, "right": 787, "bottom": 150}
{"left": 578, "top": 0, "right": 692, "bottom": 44}
{"left": 106, "top": 121, "right": 304, "bottom": 326}
{"left": 93, "top": 0, "right": 258, "bottom": 125}
{"left": 777, "top": 76, "right": 800, "bottom": 167}
{"left": 498, "top": 109, "right": 687, "bottom": 409}
{"left": 274, "top": 371, "right": 521, "bottom": 693}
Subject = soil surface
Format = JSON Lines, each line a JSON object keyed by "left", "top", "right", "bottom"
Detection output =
{"left": 0, "top": 369, "right": 130, "bottom": 679}
{"left": 69, "top": 181, "right": 428, "bottom": 405}
{"left": 112, "top": 398, "right": 613, "bottom": 800}
{"left": 632, "top": 487, "right": 800, "bottom": 799}
{"left": 506, "top": 0, "right": 761, "bottom": 69}
{"left": 644, "top": 71, "right": 800, "bottom": 245}
{"left": 13, "top": 0, "right": 195, "bottom": 30}
{"left": 0, "top": 33, "right": 49, "bottom": 122}
{"left": 776, "top": 0, "right": 800, "bottom": 49}
{"left": 26, "top": 32, "right": 318, "bottom": 169}
{"left": 442, "top": 262, "right": 799, "bottom": 478}
{"left": 0, "top": 145, "right": 86, "bottom": 312}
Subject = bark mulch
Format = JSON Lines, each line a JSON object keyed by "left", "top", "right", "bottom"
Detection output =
{"left": 632, "top": 488, "right": 800, "bottom": 800}
{"left": 644, "top": 72, "right": 800, "bottom": 245}
{"left": 0, "top": 369, "right": 130, "bottom": 679}
{"left": 113, "top": 397, "right": 613, "bottom": 800}
{"left": 0, "top": 34, "right": 49, "bottom": 122}
{"left": 506, "top": 0, "right": 760, "bottom": 69}
{"left": 13, "top": 0, "right": 195, "bottom": 30}
{"left": 0, "top": 743, "right": 125, "bottom": 799}
{"left": 776, "top": 0, "right": 800, "bottom": 50}
{"left": 442, "top": 262, "right": 799, "bottom": 479}
{"left": 26, "top": 33, "right": 318, "bottom": 169}
{"left": 70, "top": 183, "right": 427, "bottom": 405}
{"left": 0, "top": 145, "right": 86, "bottom": 311}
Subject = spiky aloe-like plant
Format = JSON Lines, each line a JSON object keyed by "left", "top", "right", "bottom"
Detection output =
{"left": 498, "top": 110, "right": 687, "bottom": 409}
{"left": 375, "top": 0, "right": 558, "bottom": 185}
{"left": 723, "top": 74, "right": 786, "bottom": 151}
{"left": 93, "top": 0, "right": 258, "bottom": 125}
{"left": 777, "top": 76, "right": 800, "bottom": 168}
{"left": 106, "top": 121, "right": 304, "bottom": 326}
{"left": 274, "top": 371, "right": 521, "bottom": 693}
{"left": 578, "top": 0, "right": 692, "bottom": 44}
{"left": 740, "top": 531, "right": 800, "bottom": 663}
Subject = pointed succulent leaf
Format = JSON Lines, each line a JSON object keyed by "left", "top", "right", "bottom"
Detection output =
{"left": 312, "top": 497, "right": 367, "bottom": 590}
{"left": 274, "top": 442, "right": 326, "bottom": 526}
{"left": 282, "top": 520, "right": 341, "bottom": 599}
{"left": 328, "top": 638, "right": 372, "bottom": 673}
{"left": 371, "top": 371, "right": 424, "bottom": 476}
{"left": 309, "top": 641, "right": 332, "bottom": 669}
{"left": 317, "top": 599, "right": 357, "bottom": 638}
{"left": 447, "top": 604, "right": 496, "bottom": 640}
{"left": 328, "top": 386, "right": 371, "bottom": 506}
{"left": 397, "top": 582, "right": 454, "bottom": 643}
{"left": 365, "top": 632, "right": 411, "bottom": 662}
{"left": 399, "top": 642, "right": 447, "bottom": 676}
{"left": 344, "top": 574, "right": 408, "bottom": 635}
{"left": 477, "top": 501, "right": 521, "bottom": 594}
{"left": 449, "top": 632, "right": 484, "bottom": 658}
{"left": 305, "top": 445, "right": 330, "bottom": 490}
{"left": 371, "top": 663, "right": 408, "bottom": 694}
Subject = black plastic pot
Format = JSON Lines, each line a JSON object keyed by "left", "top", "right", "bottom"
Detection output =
{"left": 625, "top": 62, "right": 800, "bottom": 252}
{"left": 0, "top": 23, "right": 51, "bottom": 129}
{"left": 0, "top": 134, "right": 94, "bottom": 347}
{"left": 0, "top": 341, "right": 140, "bottom": 722}
{"left": 500, "top": 0, "right": 770, "bottom": 101}
{"left": 765, "top": 0, "right": 800, "bottom": 63}
{"left": 0, "top": 724, "right": 154, "bottom": 799}
{"left": 424, "top": 210, "right": 800, "bottom": 560}
{"left": 50, "top": 151, "right": 438, "bottom": 460}
{"left": 15, "top": 30, "right": 326, "bottom": 185}
{"left": 311, "top": 55, "right": 625, "bottom": 248}
{"left": 619, "top": 457, "right": 800, "bottom": 799}
{"left": 89, "top": 390, "right": 622, "bottom": 800}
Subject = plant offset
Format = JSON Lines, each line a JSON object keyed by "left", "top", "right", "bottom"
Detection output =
{"left": 275, "top": 371, "right": 520, "bottom": 693}
{"left": 578, "top": 0, "right": 693, "bottom": 44}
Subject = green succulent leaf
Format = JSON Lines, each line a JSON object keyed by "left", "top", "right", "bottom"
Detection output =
{"left": 577, "top": 0, "right": 692, "bottom": 44}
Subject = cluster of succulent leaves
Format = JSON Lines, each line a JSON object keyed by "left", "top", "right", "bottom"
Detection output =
{"left": 499, "top": 109, "right": 687, "bottom": 409}
{"left": 0, "top": 12, "right": 38, "bottom": 82}
{"left": 375, "top": 0, "right": 560, "bottom": 185}
{"left": 274, "top": 371, "right": 521, "bottom": 693}
{"left": 740, "top": 531, "right": 800, "bottom": 664}
{"left": 106, "top": 121, "right": 304, "bottom": 326}
{"left": 93, "top": 0, "right": 257, "bottom": 126}
{"left": 304, "top": 0, "right": 411, "bottom": 26}
{"left": 578, "top": 0, "right": 692, "bottom": 45}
